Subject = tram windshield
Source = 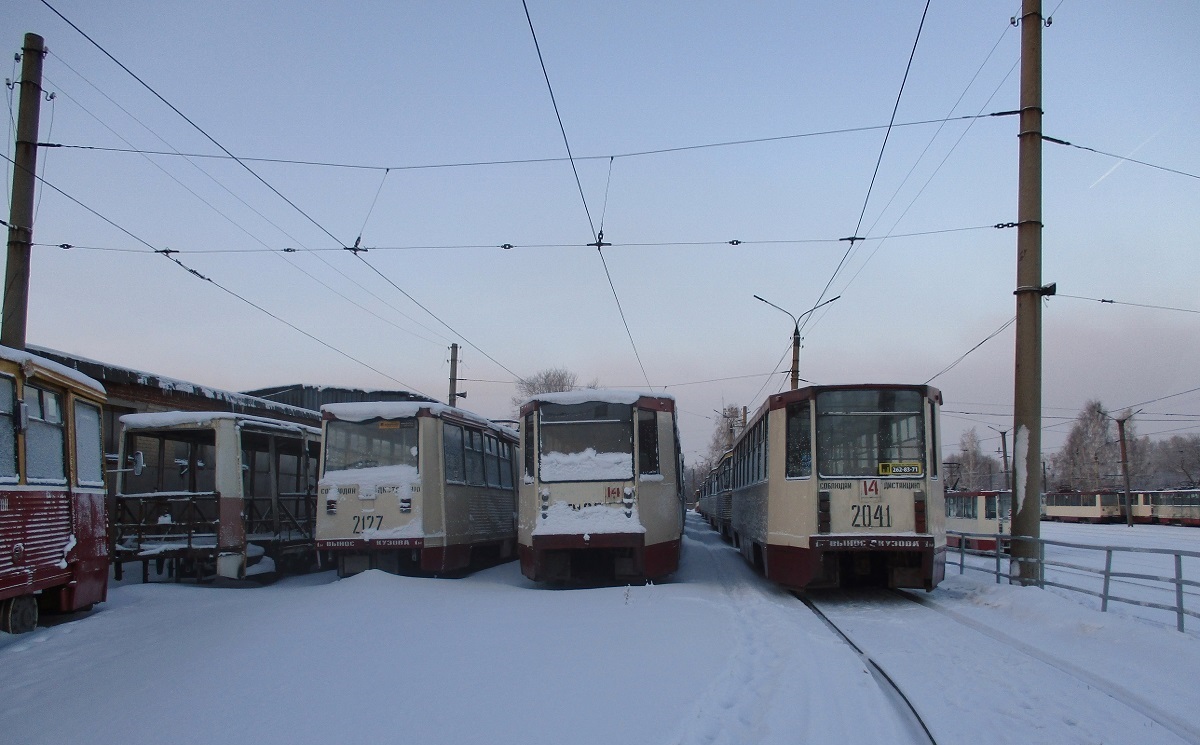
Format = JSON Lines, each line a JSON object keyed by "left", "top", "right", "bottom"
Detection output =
{"left": 324, "top": 418, "right": 419, "bottom": 473}
{"left": 815, "top": 389, "right": 925, "bottom": 478}
{"left": 538, "top": 402, "right": 634, "bottom": 482}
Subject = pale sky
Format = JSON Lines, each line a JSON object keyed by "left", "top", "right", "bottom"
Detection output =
{"left": 6, "top": 1, "right": 1199, "bottom": 466}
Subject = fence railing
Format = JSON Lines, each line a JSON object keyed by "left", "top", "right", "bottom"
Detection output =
{"left": 946, "top": 530, "right": 1200, "bottom": 633}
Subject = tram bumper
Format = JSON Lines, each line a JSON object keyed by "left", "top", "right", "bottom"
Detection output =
{"left": 770, "top": 535, "right": 940, "bottom": 590}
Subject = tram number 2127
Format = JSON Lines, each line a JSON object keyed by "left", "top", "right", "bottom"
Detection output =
{"left": 850, "top": 503, "right": 892, "bottom": 528}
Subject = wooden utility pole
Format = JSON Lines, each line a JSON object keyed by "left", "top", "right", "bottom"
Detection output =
{"left": 1010, "top": 0, "right": 1046, "bottom": 585}
{"left": 789, "top": 327, "right": 800, "bottom": 391}
{"left": 2, "top": 33, "right": 45, "bottom": 351}
{"left": 448, "top": 343, "right": 460, "bottom": 406}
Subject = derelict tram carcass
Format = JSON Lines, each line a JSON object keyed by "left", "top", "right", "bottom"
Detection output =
{"left": 727, "top": 384, "right": 946, "bottom": 591}
{"left": 316, "top": 402, "right": 519, "bottom": 577}
{"left": 113, "top": 412, "right": 321, "bottom": 581}
{"left": 518, "top": 390, "right": 684, "bottom": 584}
{"left": 0, "top": 346, "right": 108, "bottom": 633}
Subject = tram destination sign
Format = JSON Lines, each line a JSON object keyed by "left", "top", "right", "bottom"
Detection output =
{"left": 811, "top": 535, "right": 933, "bottom": 550}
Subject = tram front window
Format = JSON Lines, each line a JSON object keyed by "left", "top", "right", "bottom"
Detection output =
{"left": 324, "top": 418, "right": 419, "bottom": 474}
{"left": 538, "top": 402, "right": 633, "bottom": 482}
{"left": 815, "top": 389, "right": 925, "bottom": 478}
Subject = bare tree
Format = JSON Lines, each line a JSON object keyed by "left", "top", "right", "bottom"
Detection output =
{"left": 952, "top": 428, "right": 1001, "bottom": 491}
{"left": 511, "top": 367, "right": 595, "bottom": 410}
{"left": 1053, "top": 400, "right": 1115, "bottom": 491}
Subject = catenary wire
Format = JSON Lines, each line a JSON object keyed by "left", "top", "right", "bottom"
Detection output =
{"left": 925, "top": 315, "right": 1016, "bottom": 384}
{"left": 1, "top": 150, "right": 434, "bottom": 395}
{"left": 1056, "top": 293, "right": 1200, "bottom": 316}
{"left": 42, "top": 112, "right": 1012, "bottom": 172}
{"left": 1043, "top": 135, "right": 1199, "bottom": 181}
{"left": 44, "top": 15, "right": 503, "bottom": 368}
{"left": 521, "top": 0, "right": 652, "bottom": 389}
{"left": 800, "top": 0, "right": 931, "bottom": 338}
{"left": 42, "top": 66, "right": 452, "bottom": 347}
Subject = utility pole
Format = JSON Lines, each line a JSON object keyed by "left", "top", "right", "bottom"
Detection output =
{"left": 752, "top": 294, "right": 839, "bottom": 391}
{"left": 1010, "top": 0, "right": 1047, "bottom": 585}
{"left": 447, "top": 343, "right": 460, "bottom": 406}
{"left": 790, "top": 326, "right": 800, "bottom": 391}
{"left": 991, "top": 427, "right": 1011, "bottom": 493}
{"left": 2, "top": 33, "right": 46, "bottom": 351}
{"left": 1115, "top": 415, "right": 1134, "bottom": 528}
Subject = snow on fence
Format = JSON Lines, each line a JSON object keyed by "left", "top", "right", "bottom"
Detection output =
{"left": 947, "top": 530, "right": 1200, "bottom": 633}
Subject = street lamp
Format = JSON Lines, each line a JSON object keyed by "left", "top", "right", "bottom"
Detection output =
{"left": 752, "top": 294, "right": 840, "bottom": 390}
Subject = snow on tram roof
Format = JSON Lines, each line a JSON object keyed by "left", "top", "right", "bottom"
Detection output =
{"left": 121, "top": 410, "right": 320, "bottom": 435}
{"left": 525, "top": 389, "right": 674, "bottom": 406}
{"left": 0, "top": 345, "right": 105, "bottom": 395}
{"left": 322, "top": 401, "right": 516, "bottom": 438}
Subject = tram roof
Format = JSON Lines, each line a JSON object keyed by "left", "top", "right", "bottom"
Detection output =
{"left": 521, "top": 389, "right": 675, "bottom": 408}
{"left": 321, "top": 401, "right": 517, "bottom": 439}
{"left": 0, "top": 344, "right": 105, "bottom": 395}
{"left": 120, "top": 410, "right": 321, "bottom": 436}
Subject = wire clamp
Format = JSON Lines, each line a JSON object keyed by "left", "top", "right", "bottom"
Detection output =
{"left": 500, "top": 243, "right": 514, "bottom": 250}
{"left": 345, "top": 237, "right": 368, "bottom": 255}
{"left": 155, "top": 248, "right": 178, "bottom": 257}
{"left": 728, "top": 239, "right": 742, "bottom": 246}
{"left": 589, "top": 230, "right": 611, "bottom": 250}
{"left": 1013, "top": 282, "right": 1056, "bottom": 297}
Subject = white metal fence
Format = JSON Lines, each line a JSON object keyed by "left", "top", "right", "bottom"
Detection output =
{"left": 946, "top": 530, "right": 1200, "bottom": 633}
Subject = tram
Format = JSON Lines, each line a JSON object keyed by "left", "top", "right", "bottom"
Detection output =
{"left": 0, "top": 346, "right": 107, "bottom": 633}
{"left": 517, "top": 390, "right": 684, "bottom": 584}
{"left": 113, "top": 412, "right": 321, "bottom": 580}
{"left": 316, "top": 402, "right": 518, "bottom": 577}
{"left": 944, "top": 490, "right": 1011, "bottom": 551}
{"left": 727, "top": 384, "right": 945, "bottom": 591}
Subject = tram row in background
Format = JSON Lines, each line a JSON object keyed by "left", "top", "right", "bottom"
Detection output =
{"left": 0, "top": 345, "right": 690, "bottom": 632}
{"left": 939, "top": 487, "right": 1200, "bottom": 554}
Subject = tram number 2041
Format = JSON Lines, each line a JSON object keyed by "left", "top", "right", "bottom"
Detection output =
{"left": 850, "top": 503, "right": 892, "bottom": 528}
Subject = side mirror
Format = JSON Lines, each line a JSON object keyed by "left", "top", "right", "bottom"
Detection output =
{"left": 132, "top": 451, "right": 145, "bottom": 477}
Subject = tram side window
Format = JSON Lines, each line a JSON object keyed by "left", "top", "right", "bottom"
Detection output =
{"left": 786, "top": 401, "right": 812, "bottom": 479}
{"left": 443, "top": 423, "right": 466, "bottom": 483}
{"left": 499, "top": 441, "right": 514, "bottom": 490}
{"left": 484, "top": 434, "right": 502, "bottom": 488}
{"left": 523, "top": 414, "right": 535, "bottom": 481}
{"left": 74, "top": 401, "right": 104, "bottom": 487}
{"left": 0, "top": 377, "right": 15, "bottom": 481}
{"left": 25, "top": 385, "right": 66, "bottom": 484}
{"left": 465, "top": 429, "right": 485, "bottom": 486}
{"left": 638, "top": 410, "right": 660, "bottom": 475}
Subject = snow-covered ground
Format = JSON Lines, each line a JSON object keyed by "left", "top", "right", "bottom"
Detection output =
{"left": 3, "top": 515, "right": 1199, "bottom": 744}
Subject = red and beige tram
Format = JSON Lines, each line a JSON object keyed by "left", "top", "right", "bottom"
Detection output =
{"left": 944, "top": 490, "right": 1011, "bottom": 551}
{"left": 727, "top": 384, "right": 945, "bottom": 591}
{"left": 517, "top": 390, "right": 684, "bottom": 584}
{"left": 316, "top": 402, "right": 518, "bottom": 577}
{"left": 0, "top": 346, "right": 107, "bottom": 634}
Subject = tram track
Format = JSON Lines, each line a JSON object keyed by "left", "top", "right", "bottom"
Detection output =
{"left": 798, "top": 593, "right": 939, "bottom": 745}
{"left": 889, "top": 588, "right": 1200, "bottom": 745}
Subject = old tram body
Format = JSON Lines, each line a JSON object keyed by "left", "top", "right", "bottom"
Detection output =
{"left": 729, "top": 384, "right": 945, "bottom": 591}
{"left": 518, "top": 391, "right": 684, "bottom": 584}
{"left": 316, "top": 402, "right": 518, "bottom": 577}
{"left": 0, "top": 346, "right": 107, "bottom": 633}
{"left": 114, "top": 412, "right": 321, "bottom": 580}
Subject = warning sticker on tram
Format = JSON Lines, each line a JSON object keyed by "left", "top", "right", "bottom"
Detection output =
{"left": 879, "top": 462, "right": 922, "bottom": 476}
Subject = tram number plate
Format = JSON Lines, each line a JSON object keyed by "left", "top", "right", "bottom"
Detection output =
{"left": 850, "top": 504, "right": 892, "bottom": 528}
{"left": 352, "top": 515, "right": 384, "bottom": 534}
